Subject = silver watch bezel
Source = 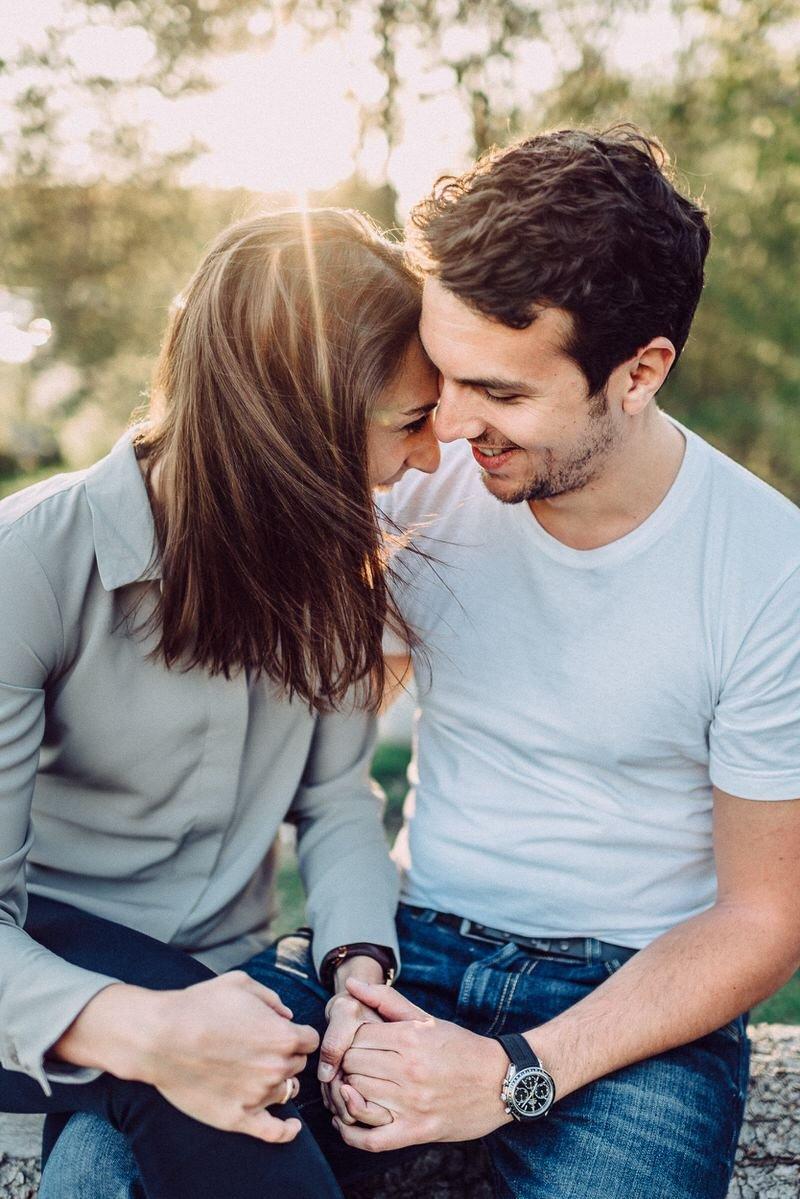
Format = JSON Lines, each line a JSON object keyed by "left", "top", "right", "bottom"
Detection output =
{"left": 501, "top": 1062, "right": 556, "bottom": 1121}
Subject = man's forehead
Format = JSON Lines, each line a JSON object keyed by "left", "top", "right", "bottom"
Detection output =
{"left": 420, "top": 277, "right": 571, "bottom": 374}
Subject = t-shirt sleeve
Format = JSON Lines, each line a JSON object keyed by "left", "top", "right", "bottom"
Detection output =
{"left": 709, "top": 567, "right": 800, "bottom": 800}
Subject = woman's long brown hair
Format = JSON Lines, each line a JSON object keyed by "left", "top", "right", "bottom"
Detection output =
{"left": 135, "top": 208, "right": 421, "bottom": 711}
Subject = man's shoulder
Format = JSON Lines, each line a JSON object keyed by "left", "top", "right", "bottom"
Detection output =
{"left": 692, "top": 428, "right": 800, "bottom": 564}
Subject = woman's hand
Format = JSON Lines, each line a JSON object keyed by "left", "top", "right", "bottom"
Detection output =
{"left": 144, "top": 972, "right": 319, "bottom": 1141}
{"left": 317, "top": 955, "right": 394, "bottom": 1129}
{"left": 57, "top": 972, "right": 319, "bottom": 1143}
{"left": 319, "top": 994, "right": 392, "bottom": 1127}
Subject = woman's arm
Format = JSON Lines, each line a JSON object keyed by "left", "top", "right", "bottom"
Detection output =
{"left": 0, "top": 526, "right": 119, "bottom": 1093}
{"left": 0, "top": 526, "right": 315, "bottom": 1139}
{"left": 287, "top": 704, "right": 401, "bottom": 977}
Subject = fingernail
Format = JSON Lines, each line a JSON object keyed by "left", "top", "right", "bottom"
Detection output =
{"left": 318, "top": 1064, "right": 335, "bottom": 1082}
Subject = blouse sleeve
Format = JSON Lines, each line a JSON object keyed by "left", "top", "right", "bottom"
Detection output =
{"left": 0, "top": 526, "right": 118, "bottom": 1093}
{"left": 287, "top": 702, "right": 400, "bottom": 978}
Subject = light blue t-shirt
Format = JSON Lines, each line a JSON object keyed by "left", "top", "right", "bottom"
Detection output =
{"left": 381, "top": 419, "right": 800, "bottom": 948}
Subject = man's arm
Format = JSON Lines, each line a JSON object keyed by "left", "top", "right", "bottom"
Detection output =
{"left": 523, "top": 787, "right": 800, "bottom": 1098}
{"left": 335, "top": 787, "right": 800, "bottom": 1149}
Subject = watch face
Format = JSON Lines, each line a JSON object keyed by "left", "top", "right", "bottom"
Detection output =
{"left": 507, "top": 1066, "right": 555, "bottom": 1119}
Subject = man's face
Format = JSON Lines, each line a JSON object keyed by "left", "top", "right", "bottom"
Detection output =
{"left": 420, "top": 277, "right": 623, "bottom": 505}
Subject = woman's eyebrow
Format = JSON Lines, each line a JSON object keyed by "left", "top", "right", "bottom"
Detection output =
{"left": 400, "top": 400, "right": 439, "bottom": 417}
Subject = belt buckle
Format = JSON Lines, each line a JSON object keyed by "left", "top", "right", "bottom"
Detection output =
{"left": 458, "top": 917, "right": 505, "bottom": 946}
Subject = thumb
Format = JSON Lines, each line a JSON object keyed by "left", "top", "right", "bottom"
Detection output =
{"left": 318, "top": 998, "right": 358, "bottom": 1082}
{"left": 240, "top": 1110, "right": 302, "bottom": 1144}
{"left": 345, "top": 978, "right": 427, "bottom": 1022}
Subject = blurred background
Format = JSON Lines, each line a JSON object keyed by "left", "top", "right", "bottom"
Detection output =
{"left": 1, "top": 0, "right": 798, "bottom": 1019}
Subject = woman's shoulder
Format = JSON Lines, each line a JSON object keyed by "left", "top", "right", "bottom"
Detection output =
{"left": 0, "top": 465, "right": 94, "bottom": 572}
{"left": 0, "top": 467, "right": 99, "bottom": 650}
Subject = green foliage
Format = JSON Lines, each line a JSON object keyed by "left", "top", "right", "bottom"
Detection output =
{"left": 531, "top": 0, "right": 800, "bottom": 497}
{"left": 753, "top": 972, "right": 800, "bottom": 1024}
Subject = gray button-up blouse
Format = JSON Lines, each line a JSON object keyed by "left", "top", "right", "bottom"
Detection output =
{"left": 0, "top": 431, "right": 399, "bottom": 1092}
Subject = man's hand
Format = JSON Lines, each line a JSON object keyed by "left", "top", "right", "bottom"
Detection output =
{"left": 333, "top": 978, "right": 511, "bottom": 1151}
{"left": 55, "top": 971, "right": 319, "bottom": 1144}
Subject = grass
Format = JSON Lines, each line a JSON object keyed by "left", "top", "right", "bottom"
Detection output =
{"left": 0, "top": 466, "right": 60, "bottom": 499}
{"left": 276, "top": 741, "right": 800, "bottom": 1023}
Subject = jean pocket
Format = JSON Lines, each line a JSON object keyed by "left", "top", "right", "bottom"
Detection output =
{"left": 265, "top": 927, "right": 326, "bottom": 993}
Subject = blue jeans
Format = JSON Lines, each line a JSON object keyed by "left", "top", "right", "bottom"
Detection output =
{"left": 40, "top": 903, "right": 750, "bottom": 1199}
{"left": 3, "top": 895, "right": 342, "bottom": 1199}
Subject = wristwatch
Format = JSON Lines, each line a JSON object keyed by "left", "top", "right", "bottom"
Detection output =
{"left": 495, "top": 1032, "right": 556, "bottom": 1121}
{"left": 318, "top": 942, "right": 397, "bottom": 991}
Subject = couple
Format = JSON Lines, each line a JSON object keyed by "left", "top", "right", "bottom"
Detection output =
{"left": 2, "top": 125, "right": 799, "bottom": 1199}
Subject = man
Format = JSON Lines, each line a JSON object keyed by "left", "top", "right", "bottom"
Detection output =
{"left": 41, "top": 126, "right": 800, "bottom": 1199}
{"left": 322, "top": 124, "right": 800, "bottom": 1197}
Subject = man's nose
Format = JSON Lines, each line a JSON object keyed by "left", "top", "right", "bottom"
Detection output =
{"left": 434, "top": 383, "right": 484, "bottom": 443}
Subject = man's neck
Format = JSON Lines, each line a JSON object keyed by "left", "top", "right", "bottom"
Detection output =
{"left": 529, "top": 410, "right": 686, "bottom": 551}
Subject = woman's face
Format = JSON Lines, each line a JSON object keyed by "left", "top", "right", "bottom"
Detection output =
{"left": 368, "top": 336, "right": 441, "bottom": 489}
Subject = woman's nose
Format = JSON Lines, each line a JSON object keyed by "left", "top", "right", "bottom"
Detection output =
{"left": 408, "top": 421, "right": 441, "bottom": 474}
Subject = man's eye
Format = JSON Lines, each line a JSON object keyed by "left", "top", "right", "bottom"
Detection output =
{"left": 482, "top": 389, "right": 520, "bottom": 403}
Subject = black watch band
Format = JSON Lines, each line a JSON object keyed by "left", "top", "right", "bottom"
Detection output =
{"left": 495, "top": 1032, "right": 541, "bottom": 1072}
{"left": 495, "top": 1032, "right": 556, "bottom": 1121}
{"left": 319, "top": 943, "right": 397, "bottom": 991}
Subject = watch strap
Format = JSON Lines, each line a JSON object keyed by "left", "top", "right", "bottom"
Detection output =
{"left": 319, "top": 942, "right": 397, "bottom": 991}
{"left": 495, "top": 1032, "right": 540, "bottom": 1073}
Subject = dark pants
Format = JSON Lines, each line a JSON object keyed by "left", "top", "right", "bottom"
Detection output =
{"left": 0, "top": 895, "right": 342, "bottom": 1199}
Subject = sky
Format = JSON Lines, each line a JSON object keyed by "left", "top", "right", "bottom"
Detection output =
{"left": 1, "top": 0, "right": 691, "bottom": 215}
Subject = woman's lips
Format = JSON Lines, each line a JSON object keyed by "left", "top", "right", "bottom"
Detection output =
{"left": 471, "top": 444, "right": 518, "bottom": 471}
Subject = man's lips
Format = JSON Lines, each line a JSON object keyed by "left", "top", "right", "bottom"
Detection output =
{"left": 471, "top": 444, "right": 519, "bottom": 471}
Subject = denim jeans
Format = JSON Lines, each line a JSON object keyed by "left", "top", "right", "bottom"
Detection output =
{"left": 40, "top": 903, "right": 750, "bottom": 1199}
{"left": 2, "top": 895, "right": 342, "bottom": 1199}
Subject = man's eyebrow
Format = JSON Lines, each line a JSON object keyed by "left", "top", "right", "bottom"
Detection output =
{"left": 456, "top": 375, "right": 534, "bottom": 394}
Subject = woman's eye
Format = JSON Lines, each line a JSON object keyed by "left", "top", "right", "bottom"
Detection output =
{"left": 403, "top": 413, "right": 431, "bottom": 434}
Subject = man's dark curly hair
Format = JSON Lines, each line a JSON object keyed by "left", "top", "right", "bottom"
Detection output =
{"left": 409, "top": 125, "right": 710, "bottom": 396}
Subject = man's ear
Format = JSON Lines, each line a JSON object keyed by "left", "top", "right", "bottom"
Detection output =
{"left": 621, "top": 338, "right": 676, "bottom": 415}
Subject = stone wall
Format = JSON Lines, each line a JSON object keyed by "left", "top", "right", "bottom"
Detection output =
{"left": 1, "top": 1024, "right": 798, "bottom": 1199}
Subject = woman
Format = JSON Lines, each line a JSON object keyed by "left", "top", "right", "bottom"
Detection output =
{"left": 0, "top": 208, "right": 439, "bottom": 1199}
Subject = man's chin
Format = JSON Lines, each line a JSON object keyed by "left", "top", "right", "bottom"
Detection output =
{"left": 478, "top": 470, "right": 530, "bottom": 505}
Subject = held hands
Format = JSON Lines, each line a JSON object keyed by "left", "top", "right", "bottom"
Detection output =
{"left": 138, "top": 971, "right": 318, "bottom": 1144}
{"left": 330, "top": 978, "right": 513, "bottom": 1152}
{"left": 317, "top": 991, "right": 392, "bottom": 1128}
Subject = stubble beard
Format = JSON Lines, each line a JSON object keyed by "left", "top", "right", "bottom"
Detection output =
{"left": 483, "top": 389, "right": 621, "bottom": 505}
